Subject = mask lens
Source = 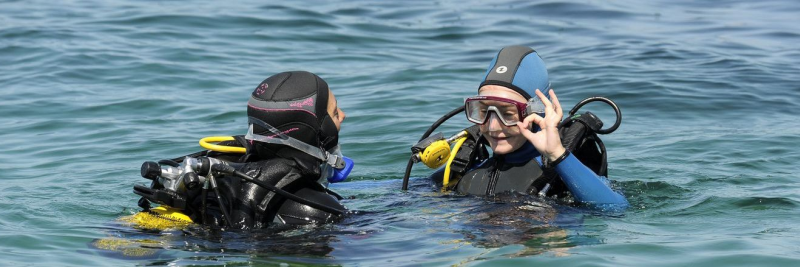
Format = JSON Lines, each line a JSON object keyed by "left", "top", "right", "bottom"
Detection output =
{"left": 465, "top": 100, "right": 488, "bottom": 124}
{"left": 493, "top": 102, "right": 520, "bottom": 125}
{"left": 465, "top": 98, "right": 521, "bottom": 126}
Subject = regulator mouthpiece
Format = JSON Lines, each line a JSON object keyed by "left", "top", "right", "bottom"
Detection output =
{"left": 419, "top": 140, "right": 451, "bottom": 169}
{"left": 328, "top": 156, "right": 354, "bottom": 183}
{"left": 410, "top": 131, "right": 469, "bottom": 169}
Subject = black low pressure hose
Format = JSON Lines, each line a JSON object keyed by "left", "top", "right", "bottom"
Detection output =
{"left": 211, "top": 164, "right": 346, "bottom": 216}
{"left": 158, "top": 159, "right": 180, "bottom": 167}
{"left": 595, "top": 134, "right": 608, "bottom": 177}
{"left": 400, "top": 159, "right": 415, "bottom": 191}
{"left": 208, "top": 176, "right": 234, "bottom": 228}
{"left": 568, "top": 96, "right": 622, "bottom": 135}
{"left": 401, "top": 106, "right": 465, "bottom": 191}
{"left": 201, "top": 183, "right": 208, "bottom": 225}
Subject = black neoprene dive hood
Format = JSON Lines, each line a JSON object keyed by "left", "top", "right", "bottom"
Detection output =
{"left": 246, "top": 71, "right": 339, "bottom": 171}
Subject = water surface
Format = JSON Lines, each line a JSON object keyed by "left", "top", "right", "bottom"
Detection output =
{"left": 1, "top": 0, "right": 799, "bottom": 266}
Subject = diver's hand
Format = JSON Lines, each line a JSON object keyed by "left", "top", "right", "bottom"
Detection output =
{"left": 516, "top": 89, "right": 566, "bottom": 162}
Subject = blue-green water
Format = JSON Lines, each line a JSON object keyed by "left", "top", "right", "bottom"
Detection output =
{"left": 2, "top": 0, "right": 799, "bottom": 266}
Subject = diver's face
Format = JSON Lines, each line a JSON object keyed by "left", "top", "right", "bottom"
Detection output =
{"left": 477, "top": 85, "right": 528, "bottom": 155}
{"left": 327, "top": 90, "right": 346, "bottom": 131}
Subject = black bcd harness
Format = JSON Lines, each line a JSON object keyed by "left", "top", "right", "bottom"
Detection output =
{"left": 134, "top": 135, "right": 346, "bottom": 228}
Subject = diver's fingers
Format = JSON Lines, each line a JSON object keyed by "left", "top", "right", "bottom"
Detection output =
{"left": 549, "top": 89, "right": 563, "bottom": 116}
{"left": 517, "top": 116, "right": 531, "bottom": 129}
{"left": 536, "top": 89, "right": 554, "bottom": 111}
{"left": 516, "top": 121, "right": 536, "bottom": 141}
{"left": 522, "top": 112, "right": 545, "bottom": 128}
{"left": 535, "top": 89, "right": 559, "bottom": 124}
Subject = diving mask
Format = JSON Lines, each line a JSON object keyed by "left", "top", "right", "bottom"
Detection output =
{"left": 245, "top": 118, "right": 353, "bottom": 183}
{"left": 465, "top": 93, "right": 549, "bottom": 128}
{"left": 465, "top": 95, "right": 530, "bottom": 126}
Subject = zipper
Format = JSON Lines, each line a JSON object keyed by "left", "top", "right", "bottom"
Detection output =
{"left": 485, "top": 160, "right": 500, "bottom": 195}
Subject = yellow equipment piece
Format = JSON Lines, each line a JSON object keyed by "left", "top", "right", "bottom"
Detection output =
{"left": 90, "top": 238, "right": 161, "bottom": 258}
{"left": 442, "top": 136, "right": 468, "bottom": 189}
{"left": 419, "top": 139, "right": 452, "bottom": 169}
{"left": 119, "top": 206, "right": 194, "bottom": 231}
{"left": 199, "top": 136, "right": 246, "bottom": 154}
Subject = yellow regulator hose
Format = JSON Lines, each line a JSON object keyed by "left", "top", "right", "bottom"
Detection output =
{"left": 199, "top": 136, "right": 246, "bottom": 154}
{"left": 442, "top": 136, "right": 468, "bottom": 190}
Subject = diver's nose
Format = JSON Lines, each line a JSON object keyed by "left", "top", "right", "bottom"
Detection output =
{"left": 486, "top": 112, "right": 504, "bottom": 132}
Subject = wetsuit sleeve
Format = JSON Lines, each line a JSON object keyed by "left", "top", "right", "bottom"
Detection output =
{"left": 538, "top": 154, "right": 628, "bottom": 208}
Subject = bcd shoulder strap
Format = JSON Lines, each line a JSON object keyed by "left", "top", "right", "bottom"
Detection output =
{"left": 447, "top": 125, "right": 490, "bottom": 176}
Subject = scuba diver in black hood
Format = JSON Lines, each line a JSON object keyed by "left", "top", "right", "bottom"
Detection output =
{"left": 407, "top": 46, "right": 628, "bottom": 208}
{"left": 133, "top": 71, "right": 353, "bottom": 229}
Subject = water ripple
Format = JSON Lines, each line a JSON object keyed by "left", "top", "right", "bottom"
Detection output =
{"left": 2, "top": 0, "right": 800, "bottom": 265}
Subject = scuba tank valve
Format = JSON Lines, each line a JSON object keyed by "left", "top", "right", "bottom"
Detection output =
{"left": 135, "top": 156, "right": 230, "bottom": 210}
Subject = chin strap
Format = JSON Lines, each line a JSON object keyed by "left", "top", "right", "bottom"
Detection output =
{"left": 246, "top": 118, "right": 345, "bottom": 169}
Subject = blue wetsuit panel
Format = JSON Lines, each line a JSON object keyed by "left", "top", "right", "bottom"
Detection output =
{"left": 537, "top": 154, "right": 628, "bottom": 208}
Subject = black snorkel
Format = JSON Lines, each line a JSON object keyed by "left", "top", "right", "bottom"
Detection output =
{"left": 565, "top": 96, "right": 621, "bottom": 134}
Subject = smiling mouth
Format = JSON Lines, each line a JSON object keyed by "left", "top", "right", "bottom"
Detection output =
{"left": 490, "top": 136, "right": 508, "bottom": 141}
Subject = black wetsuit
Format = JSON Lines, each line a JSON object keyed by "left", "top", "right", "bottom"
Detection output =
{"left": 186, "top": 157, "right": 344, "bottom": 229}
{"left": 430, "top": 141, "right": 627, "bottom": 207}
{"left": 446, "top": 142, "right": 569, "bottom": 198}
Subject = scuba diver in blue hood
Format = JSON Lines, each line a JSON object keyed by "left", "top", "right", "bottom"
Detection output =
{"left": 134, "top": 71, "right": 354, "bottom": 229}
{"left": 404, "top": 46, "right": 628, "bottom": 208}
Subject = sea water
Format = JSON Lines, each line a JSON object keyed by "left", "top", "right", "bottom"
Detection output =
{"left": 1, "top": 0, "right": 799, "bottom": 266}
